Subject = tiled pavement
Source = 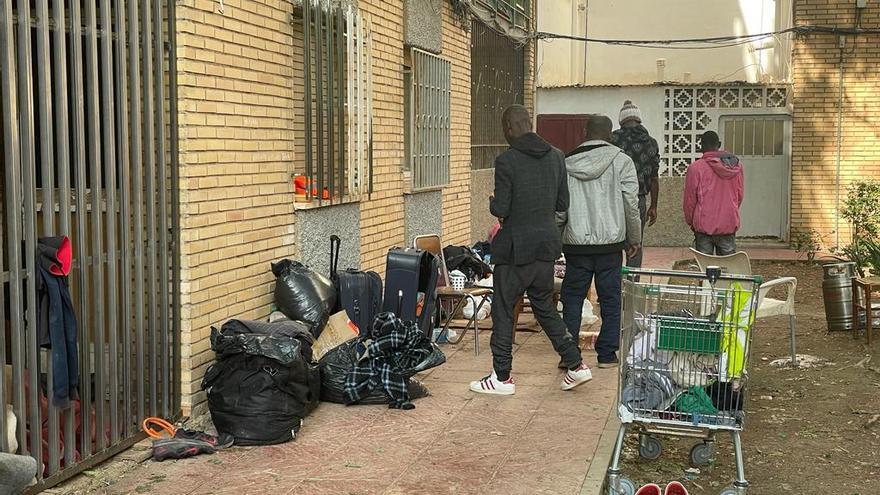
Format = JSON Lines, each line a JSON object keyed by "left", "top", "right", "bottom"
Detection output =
{"left": 67, "top": 329, "right": 619, "bottom": 495}
{"left": 54, "top": 246, "right": 800, "bottom": 495}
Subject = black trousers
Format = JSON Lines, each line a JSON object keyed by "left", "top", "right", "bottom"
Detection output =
{"left": 490, "top": 261, "right": 582, "bottom": 380}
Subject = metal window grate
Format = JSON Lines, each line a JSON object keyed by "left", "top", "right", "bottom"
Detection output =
{"left": 474, "top": 0, "right": 531, "bottom": 29}
{"left": 0, "top": 0, "right": 179, "bottom": 489}
{"left": 722, "top": 117, "right": 785, "bottom": 157}
{"left": 470, "top": 20, "right": 525, "bottom": 170}
{"left": 409, "top": 48, "right": 451, "bottom": 190}
{"left": 299, "top": 0, "right": 373, "bottom": 204}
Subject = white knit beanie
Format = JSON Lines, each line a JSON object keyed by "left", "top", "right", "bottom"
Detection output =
{"left": 619, "top": 100, "right": 642, "bottom": 125}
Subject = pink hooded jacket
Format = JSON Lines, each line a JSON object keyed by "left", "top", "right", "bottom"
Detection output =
{"left": 683, "top": 150, "right": 744, "bottom": 236}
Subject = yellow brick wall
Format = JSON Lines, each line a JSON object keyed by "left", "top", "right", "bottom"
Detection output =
{"left": 176, "top": 0, "right": 298, "bottom": 411}
{"left": 175, "top": 0, "right": 479, "bottom": 412}
{"left": 792, "top": 0, "right": 880, "bottom": 247}
{"left": 441, "top": 5, "right": 473, "bottom": 247}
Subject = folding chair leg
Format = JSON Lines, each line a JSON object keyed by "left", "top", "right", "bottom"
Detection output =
{"left": 789, "top": 315, "right": 797, "bottom": 366}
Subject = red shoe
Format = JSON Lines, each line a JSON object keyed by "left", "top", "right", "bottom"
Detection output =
{"left": 664, "top": 481, "right": 688, "bottom": 495}
{"left": 635, "top": 484, "right": 661, "bottom": 495}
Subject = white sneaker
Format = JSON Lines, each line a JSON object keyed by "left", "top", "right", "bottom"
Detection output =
{"left": 469, "top": 371, "right": 515, "bottom": 395}
{"left": 560, "top": 363, "right": 592, "bottom": 391}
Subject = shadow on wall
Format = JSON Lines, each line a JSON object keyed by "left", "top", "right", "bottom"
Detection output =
{"left": 471, "top": 169, "right": 495, "bottom": 244}
{"left": 645, "top": 177, "right": 694, "bottom": 247}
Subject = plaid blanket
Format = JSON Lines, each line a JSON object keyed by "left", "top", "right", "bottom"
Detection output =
{"left": 344, "top": 313, "right": 434, "bottom": 409}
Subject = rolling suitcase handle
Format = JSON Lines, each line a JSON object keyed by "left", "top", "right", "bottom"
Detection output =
{"left": 329, "top": 235, "right": 341, "bottom": 281}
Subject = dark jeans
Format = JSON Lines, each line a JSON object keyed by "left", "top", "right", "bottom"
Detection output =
{"left": 560, "top": 252, "right": 623, "bottom": 363}
{"left": 694, "top": 232, "right": 737, "bottom": 256}
{"left": 626, "top": 195, "right": 648, "bottom": 268}
{"left": 490, "top": 261, "right": 582, "bottom": 380}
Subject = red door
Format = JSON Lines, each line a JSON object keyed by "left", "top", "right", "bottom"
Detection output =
{"left": 536, "top": 114, "right": 590, "bottom": 154}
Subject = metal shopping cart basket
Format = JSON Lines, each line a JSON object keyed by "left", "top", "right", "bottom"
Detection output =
{"left": 606, "top": 267, "right": 762, "bottom": 495}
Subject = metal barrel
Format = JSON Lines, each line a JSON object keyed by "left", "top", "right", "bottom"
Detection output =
{"left": 822, "top": 262, "right": 856, "bottom": 331}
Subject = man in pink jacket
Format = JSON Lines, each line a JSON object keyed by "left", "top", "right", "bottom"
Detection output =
{"left": 683, "top": 131, "right": 744, "bottom": 255}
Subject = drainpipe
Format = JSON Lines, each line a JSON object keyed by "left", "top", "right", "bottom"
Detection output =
{"left": 835, "top": 35, "right": 845, "bottom": 248}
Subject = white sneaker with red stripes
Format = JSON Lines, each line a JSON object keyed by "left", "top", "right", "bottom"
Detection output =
{"left": 560, "top": 362, "right": 592, "bottom": 391}
{"left": 469, "top": 371, "right": 515, "bottom": 395}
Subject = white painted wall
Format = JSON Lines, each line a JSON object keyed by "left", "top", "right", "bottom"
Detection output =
{"left": 536, "top": 86, "right": 666, "bottom": 142}
{"left": 537, "top": 0, "right": 793, "bottom": 87}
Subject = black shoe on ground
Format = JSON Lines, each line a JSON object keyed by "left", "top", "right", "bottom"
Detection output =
{"left": 174, "top": 428, "right": 235, "bottom": 449}
{"left": 152, "top": 438, "right": 216, "bottom": 461}
{"left": 597, "top": 355, "right": 620, "bottom": 369}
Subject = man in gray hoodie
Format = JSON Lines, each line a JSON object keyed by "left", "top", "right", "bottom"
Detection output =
{"left": 558, "top": 115, "right": 641, "bottom": 367}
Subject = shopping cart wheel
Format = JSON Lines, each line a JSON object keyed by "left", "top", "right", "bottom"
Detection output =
{"left": 606, "top": 476, "right": 636, "bottom": 495}
{"left": 638, "top": 435, "right": 662, "bottom": 460}
{"left": 689, "top": 442, "right": 715, "bottom": 467}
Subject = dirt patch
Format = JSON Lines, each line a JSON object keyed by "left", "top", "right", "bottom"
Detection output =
{"left": 616, "top": 260, "right": 880, "bottom": 495}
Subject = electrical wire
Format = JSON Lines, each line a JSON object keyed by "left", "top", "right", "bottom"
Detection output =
{"left": 534, "top": 25, "right": 880, "bottom": 49}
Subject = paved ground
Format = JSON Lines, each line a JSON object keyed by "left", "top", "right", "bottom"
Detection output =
{"left": 53, "top": 246, "right": 800, "bottom": 495}
{"left": 57, "top": 329, "right": 618, "bottom": 495}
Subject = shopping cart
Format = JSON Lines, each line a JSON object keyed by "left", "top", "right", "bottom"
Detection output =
{"left": 606, "top": 267, "right": 762, "bottom": 495}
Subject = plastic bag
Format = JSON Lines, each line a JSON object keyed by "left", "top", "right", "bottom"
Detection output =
{"left": 272, "top": 259, "right": 336, "bottom": 338}
{"left": 463, "top": 297, "right": 491, "bottom": 320}
{"left": 318, "top": 339, "right": 433, "bottom": 405}
{"left": 557, "top": 299, "right": 598, "bottom": 326}
{"left": 203, "top": 319, "right": 320, "bottom": 446}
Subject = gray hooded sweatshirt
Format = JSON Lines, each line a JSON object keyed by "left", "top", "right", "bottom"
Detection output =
{"left": 557, "top": 140, "right": 642, "bottom": 254}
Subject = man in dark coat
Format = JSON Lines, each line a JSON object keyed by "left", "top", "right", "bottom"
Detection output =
{"left": 611, "top": 100, "right": 661, "bottom": 269}
{"left": 469, "top": 105, "right": 591, "bottom": 396}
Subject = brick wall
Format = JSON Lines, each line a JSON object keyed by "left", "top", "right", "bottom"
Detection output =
{"left": 792, "top": 0, "right": 880, "bottom": 247}
{"left": 441, "top": 5, "right": 472, "bottom": 247}
{"left": 175, "top": 0, "right": 478, "bottom": 412}
{"left": 176, "top": 0, "right": 298, "bottom": 412}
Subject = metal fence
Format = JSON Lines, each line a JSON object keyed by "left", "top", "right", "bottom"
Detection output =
{"left": 409, "top": 48, "right": 451, "bottom": 190}
{"left": 0, "top": 0, "right": 179, "bottom": 489}
{"left": 470, "top": 20, "right": 525, "bottom": 170}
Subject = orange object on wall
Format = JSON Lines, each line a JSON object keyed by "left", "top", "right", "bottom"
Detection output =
{"left": 294, "top": 175, "right": 330, "bottom": 200}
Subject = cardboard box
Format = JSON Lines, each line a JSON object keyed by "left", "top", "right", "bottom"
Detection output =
{"left": 313, "top": 311, "right": 360, "bottom": 361}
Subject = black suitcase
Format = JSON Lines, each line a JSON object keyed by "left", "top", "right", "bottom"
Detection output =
{"left": 382, "top": 248, "right": 440, "bottom": 338}
{"left": 330, "top": 236, "right": 383, "bottom": 335}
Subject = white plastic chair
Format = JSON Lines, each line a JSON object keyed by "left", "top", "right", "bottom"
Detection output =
{"left": 689, "top": 248, "right": 799, "bottom": 365}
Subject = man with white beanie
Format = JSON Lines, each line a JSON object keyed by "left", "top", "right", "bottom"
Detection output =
{"left": 611, "top": 100, "right": 661, "bottom": 269}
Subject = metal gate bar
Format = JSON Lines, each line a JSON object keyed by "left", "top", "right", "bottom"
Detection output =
{"left": 0, "top": 0, "right": 24, "bottom": 456}
{"left": 0, "top": 1, "right": 179, "bottom": 488}
{"left": 115, "top": 0, "right": 133, "bottom": 440}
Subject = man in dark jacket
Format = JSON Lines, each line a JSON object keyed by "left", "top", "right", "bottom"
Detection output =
{"left": 611, "top": 100, "right": 660, "bottom": 269}
{"left": 470, "top": 105, "right": 591, "bottom": 396}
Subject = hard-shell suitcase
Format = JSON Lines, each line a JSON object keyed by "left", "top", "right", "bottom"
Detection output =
{"left": 382, "top": 248, "right": 440, "bottom": 337}
{"left": 330, "top": 236, "right": 383, "bottom": 335}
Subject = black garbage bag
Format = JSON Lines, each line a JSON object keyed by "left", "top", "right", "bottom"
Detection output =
{"left": 272, "top": 259, "right": 336, "bottom": 338}
{"left": 203, "top": 319, "right": 320, "bottom": 446}
{"left": 319, "top": 339, "right": 433, "bottom": 405}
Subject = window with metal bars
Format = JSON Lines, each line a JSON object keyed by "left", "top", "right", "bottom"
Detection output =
{"left": 405, "top": 48, "right": 451, "bottom": 190}
{"left": 475, "top": 0, "right": 531, "bottom": 29}
{"left": 470, "top": 20, "right": 525, "bottom": 170}
{"left": 294, "top": 0, "right": 373, "bottom": 205}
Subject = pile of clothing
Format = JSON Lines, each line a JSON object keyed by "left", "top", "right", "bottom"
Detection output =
{"left": 343, "top": 313, "right": 446, "bottom": 409}
{"left": 621, "top": 302, "right": 751, "bottom": 423}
